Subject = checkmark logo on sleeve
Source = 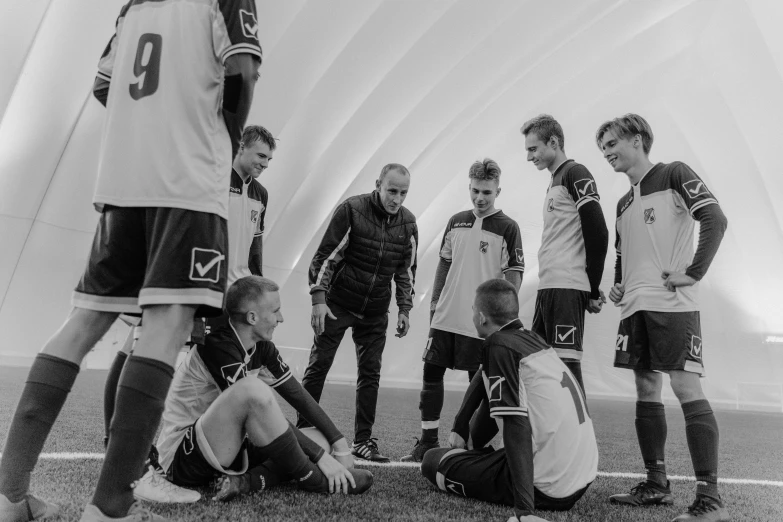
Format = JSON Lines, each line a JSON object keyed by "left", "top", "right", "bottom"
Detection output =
{"left": 573, "top": 178, "right": 597, "bottom": 198}
{"left": 555, "top": 325, "right": 577, "bottom": 345}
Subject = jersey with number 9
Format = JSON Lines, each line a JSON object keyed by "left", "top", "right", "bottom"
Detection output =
{"left": 482, "top": 324, "right": 598, "bottom": 499}
{"left": 93, "top": 0, "right": 263, "bottom": 220}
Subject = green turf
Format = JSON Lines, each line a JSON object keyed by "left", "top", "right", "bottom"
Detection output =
{"left": 1, "top": 366, "right": 782, "bottom": 521}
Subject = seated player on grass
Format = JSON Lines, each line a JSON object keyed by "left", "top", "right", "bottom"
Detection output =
{"left": 421, "top": 279, "right": 598, "bottom": 522}
{"left": 154, "top": 276, "right": 373, "bottom": 500}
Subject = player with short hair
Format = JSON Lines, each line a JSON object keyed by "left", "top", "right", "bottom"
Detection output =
{"left": 297, "top": 163, "right": 418, "bottom": 463}
{"left": 520, "top": 114, "right": 609, "bottom": 393}
{"left": 596, "top": 114, "right": 729, "bottom": 521}
{"left": 0, "top": 1, "right": 262, "bottom": 521}
{"left": 401, "top": 159, "right": 524, "bottom": 462}
{"left": 154, "top": 276, "right": 373, "bottom": 500}
{"left": 102, "top": 124, "right": 277, "bottom": 503}
{"left": 421, "top": 279, "right": 597, "bottom": 522}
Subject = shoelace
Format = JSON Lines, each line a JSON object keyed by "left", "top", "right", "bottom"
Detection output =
{"left": 688, "top": 497, "right": 718, "bottom": 515}
{"left": 629, "top": 481, "right": 659, "bottom": 496}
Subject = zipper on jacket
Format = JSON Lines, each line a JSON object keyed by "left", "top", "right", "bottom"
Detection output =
{"left": 361, "top": 216, "right": 387, "bottom": 313}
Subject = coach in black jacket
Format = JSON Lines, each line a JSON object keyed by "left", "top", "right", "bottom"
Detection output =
{"left": 297, "top": 163, "right": 418, "bottom": 463}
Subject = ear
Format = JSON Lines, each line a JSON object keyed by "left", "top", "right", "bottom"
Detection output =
{"left": 245, "top": 310, "right": 257, "bottom": 325}
{"left": 375, "top": 178, "right": 381, "bottom": 191}
{"left": 496, "top": 186, "right": 501, "bottom": 197}
{"left": 478, "top": 311, "right": 487, "bottom": 326}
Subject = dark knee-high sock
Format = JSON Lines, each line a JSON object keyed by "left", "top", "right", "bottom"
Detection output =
{"left": 103, "top": 351, "right": 128, "bottom": 447}
{"left": 248, "top": 461, "right": 284, "bottom": 491}
{"left": 635, "top": 401, "right": 668, "bottom": 488}
{"left": 0, "top": 354, "right": 79, "bottom": 501}
{"left": 261, "top": 427, "right": 327, "bottom": 492}
{"left": 682, "top": 399, "right": 720, "bottom": 500}
{"left": 420, "top": 380, "right": 444, "bottom": 443}
{"left": 92, "top": 356, "right": 173, "bottom": 517}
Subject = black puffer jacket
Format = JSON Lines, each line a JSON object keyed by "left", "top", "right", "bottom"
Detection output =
{"left": 309, "top": 191, "right": 418, "bottom": 317}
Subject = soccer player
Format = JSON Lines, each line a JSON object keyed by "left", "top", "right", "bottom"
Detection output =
{"left": 155, "top": 276, "right": 373, "bottom": 500}
{"left": 298, "top": 164, "right": 418, "bottom": 463}
{"left": 402, "top": 159, "right": 524, "bottom": 462}
{"left": 101, "top": 125, "right": 276, "bottom": 503}
{"left": 421, "top": 279, "right": 597, "bottom": 522}
{"left": 521, "top": 115, "right": 609, "bottom": 393}
{"left": 0, "top": 1, "right": 262, "bottom": 521}
{"left": 596, "top": 114, "right": 729, "bottom": 521}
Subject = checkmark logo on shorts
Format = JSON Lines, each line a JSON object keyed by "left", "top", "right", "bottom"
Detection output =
{"left": 190, "top": 248, "right": 225, "bottom": 283}
{"left": 690, "top": 335, "right": 703, "bottom": 359}
{"left": 555, "top": 325, "right": 577, "bottom": 345}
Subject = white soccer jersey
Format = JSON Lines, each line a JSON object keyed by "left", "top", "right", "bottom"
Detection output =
{"left": 227, "top": 169, "right": 267, "bottom": 285}
{"left": 483, "top": 320, "right": 598, "bottom": 498}
{"left": 431, "top": 210, "right": 524, "bottom": 338}
{"left": 93, "top": 0, "right": 263, "bottom": 219}
{"left": 538, "top": 160, "right": 600, "bottom": 292}
{"left": 615, "top": 162, "right": 719, "bottom": 319}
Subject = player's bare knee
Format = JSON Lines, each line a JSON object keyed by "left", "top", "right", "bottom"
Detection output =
{"left": 634, "top": 370, "right": 662, "bottom": 401}
{"left": 233, "top": 377, "right": 275, "bottom": 412}
{"left": 669, "top": 371, "right": 705, "bottom": 403}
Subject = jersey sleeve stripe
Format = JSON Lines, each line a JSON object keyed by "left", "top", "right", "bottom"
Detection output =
{"left": 489, "top": 406, "right": 528, "bottom": 417}
{"left": 222, "top": 44, "right": 263, "bottom": 64}
{"left": 96, "top": 71, "right": 112, "bottom": 82}
{"left": 502, "top": 266, "right": 525, "bottom": 273}
{"left": 575, "top": 195, "right": 600, "bottom": 209}
{"left": 266, "top": 370, "right": 292, "bottom": 389}
{"left": 689, "top": 199, "right": 718, "bottom": 216}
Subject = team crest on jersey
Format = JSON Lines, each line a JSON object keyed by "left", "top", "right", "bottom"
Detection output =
{"left": 547, "top": 198, "right": 554, "bottom": 212}
{"left": 555, "top": 325, "right": 577, "bottom": 345}
{"left": 250, "top": 210, "right": 259, "bottom": 223}
{"left": 183, "top": 426, "right": 195, "bottom": 455}
{"left": 240, "top": 10, "right": 259, "bottom": 40}
{"left": 515, "top": 248, "right": 524, "bottom": 264}
{"left": 690, "top": 335, "right": 703, "bottom": 359}
{"left": 488, "top": 376, "right": 505, "bottom": 402}
{"left": 190, "top": 248, "right": 225, "bottom": 283}
{"left": 573, "top": 178, "right": 597, "bottom": 198}
{"left": 479, "top": 241, "right": 488, "bottom": 254}
{"left": 644, "top": 208, "right": 656, "bottom": 224}
{"left": 221, "top": 362, "right": 247, "bottom": 385}
{"left": 445, "top": 478, "right": 467, "bottom": 497}
{"left": 682, "top": 180, "right": 711, "bottom": 200}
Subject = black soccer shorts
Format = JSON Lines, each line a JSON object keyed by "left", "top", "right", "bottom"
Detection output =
{"left": 531, "top": 288, "right": 589, "bottom": 361}
{"left": 614, "top": 310, "right": 704, "bottom": 375}
{"left": 73, "top": 206, "right": 227, "bottom": 317}
{"left": 422, "top": 328, "right": 484, "bottom": 372}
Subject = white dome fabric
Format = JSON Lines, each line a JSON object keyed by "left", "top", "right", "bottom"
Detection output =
{"left": 1, "top": 0, "right": 781, "bottom": 411}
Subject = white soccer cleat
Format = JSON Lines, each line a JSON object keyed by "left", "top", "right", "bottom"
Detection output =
{"left": 0, "top": 493, "right": 58, "bottom": 521}
{"left": 132, "top": 465, "right": 201, "bottom": 503}
{"left": 80, "top": 502, "right": 168, "bottom": 521}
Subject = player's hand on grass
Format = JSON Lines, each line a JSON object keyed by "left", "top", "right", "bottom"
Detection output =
{"left": 587, "top": 289, "right": 607, "bottom": 314}
{"left": 608, "top": 283, "right": 625, "bottom": 305}
{"left": 331, "top": 438, "right": 354, "bottom": 469}
{"left": 316, "top": 451, "right": 356, "bottom": 494}
{"left": 395, "top": 313, "right": 410, "bottom": 338}
{"left": 661, "top": 270, "right": 696, "bottom": 292}
{"left": 311, "top": 304, "right": 336, "bottom": 336}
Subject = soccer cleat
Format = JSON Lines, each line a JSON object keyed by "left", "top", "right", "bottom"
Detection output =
{"left": 213, "top": 473, "right": 253, "bottom": 502}
{"left": 80, "top": 502, "right": 169, "bottom": 521}
{"left": 671, "top": 495, "right": 730, "bottom": 521}
{"left": 132, "top": 465, "right": 201, "bottom": 503}
{"left": 351, "top": 438, "right": 390, "bottom": 463}
{"left": 609, "top": 480, "right": 674, "bottom": 506}
{"left": 0, "top": 493, "right": 59, "bottom": 521}
{"left": 345, "top": 468, "right": 374, "bottom": 495}
{"left": 400, "top": 438, "right": 440, "bottom": 463}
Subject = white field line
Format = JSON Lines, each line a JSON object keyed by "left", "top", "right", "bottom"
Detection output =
{"left": 24, "top": 453, "right": 783, "bottom": 488}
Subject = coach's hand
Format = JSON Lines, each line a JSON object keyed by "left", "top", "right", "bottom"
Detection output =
{"left": 395, "top": 313, "right": 410, "bottom": 338}
{"left": 311, "top": 304, "right": 336, "bottom": 336}
{"left": 586, "top": 289, "right": 606, "bottom": 314}
{"left": 316, "top": 452, "right": 356, "bottom": 494}
{"left": 661, "top": 270, "right": 696, "bottom": 292}
{"left": 608, "top": 283, "right": 625, "bottom": 305}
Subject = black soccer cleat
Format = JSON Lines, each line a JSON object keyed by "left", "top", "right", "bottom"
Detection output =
{"left": 609, "top": 480, "right": 674, "bottom": 506}
{"left": 351, "top": 438, "right": 390, "bottom": 463}
{"left": 400, "top": 438, "right": 440, "bottom": 463}
{"left": 671, "top": 495, "right": 729, "bottom": 521}
{"left": 346, "top": 468, "right": 374, "bottom": 495}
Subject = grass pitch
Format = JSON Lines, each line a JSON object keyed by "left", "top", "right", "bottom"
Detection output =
{"left": 1, "top": 366, "right": 782, "bottom": 521}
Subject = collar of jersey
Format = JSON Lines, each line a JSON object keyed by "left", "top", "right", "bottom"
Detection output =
{"left": 227, "top": 319, "right": 256, "bottom": 357}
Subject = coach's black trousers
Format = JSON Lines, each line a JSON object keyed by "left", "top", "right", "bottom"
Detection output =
{"left": 297, "top": 301, "right": 388, "bottom": 442}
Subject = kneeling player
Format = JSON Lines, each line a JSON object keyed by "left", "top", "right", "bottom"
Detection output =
{"left": 155, "top": 276, "right": 373, "bottom": 499}
{"left": 421, "top": 279, "right": 597, "bottom": 522}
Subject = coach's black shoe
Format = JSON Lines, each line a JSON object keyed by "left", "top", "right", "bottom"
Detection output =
{"left": 609, "top": 480, "right": 674, "bottom": 506}
{"left": 401, "top": 438, "right": 440, "bottom": 463}
{"left": 672, "top": 495, "right": 729, "bottom": 521}
{"left": 352, "top": 438, "right": 390, "bottom": 463}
